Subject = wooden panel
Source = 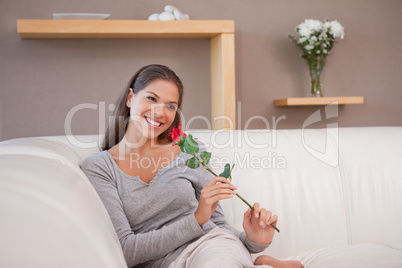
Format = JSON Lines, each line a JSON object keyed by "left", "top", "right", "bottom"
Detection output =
{"left": 211, "top": 33, "right": 236, "bottom": 130}
{"left": 274, "top": 96, "right": 364, "bottom": 106}
{"left": 17, "top": 20, "right": 234, "bottom": 39}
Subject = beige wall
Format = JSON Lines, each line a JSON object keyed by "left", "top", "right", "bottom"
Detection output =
{"left": 1, "top": 0, "right": 401, "bottom": 141}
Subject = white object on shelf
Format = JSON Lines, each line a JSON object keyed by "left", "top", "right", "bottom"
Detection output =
{"left": 147, "top": 5, "right": 190, "bottom": 21}
{"left": 164, "top": 5, "right": 178, "bottom": 13}
{"left": 159, "top": 11, "right": 175, "bottom": 21}
{"left": 173, "top": 10, "right": 189, "bottom": 20}
{"left": 148, "top": 13, "right": 160, "bottom": 21}
{"left": 53, "top": 13, "right": 111, "bottom": 20}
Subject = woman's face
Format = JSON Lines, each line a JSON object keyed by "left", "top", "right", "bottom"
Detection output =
{"left": 126, "top": 79, "right": 180, "bottom": 142}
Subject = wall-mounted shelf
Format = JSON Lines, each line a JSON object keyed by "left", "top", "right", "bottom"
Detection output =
{"left": 17, "top": 20, "right": 236, "bottom": 129}
{"left": 274, "top": 96, "right": 364, "bottom": 106}
{"left": 17, "top": 20, "right": 234, "bottom": 39}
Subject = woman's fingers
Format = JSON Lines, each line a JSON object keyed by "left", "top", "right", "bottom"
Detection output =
{"left": 199, "top": 176, "right": 237, "bottom": 206}
{"left": 253, "top": 203, "right": 261, "bottom": 219}
{"left": 267, "top": 215, "right": 278, "bottom": 226}
{"left": 208, "top": 180, "right": 237, "bottom": 192}
{"left": 208, "top": 192, "right": 236, "bottom": 205}
{"left": 200, "top": 188, "right": 236, "bottom": 205}
{"left": 207, "top": 181, "right": 237, "bottom": 194}
{"left": 259, "top": 209, "right": 274, "bottom": 228}
{"left": 208, "top": 188, "right": 237, "bottom": 197}
{"left": 206, "top": 176, "right": 232, "bottom": 186}
{"left": 259, "top": 208, "right": 267, "bottom": 227}
{"left": 251, "top": 202, "right": 279, "bottom": 228}
{"left": 202, "top": 177, "right": 237, "bottom": 196}
{"left": 244, "top": 207, "right": 253, "bottom": 218}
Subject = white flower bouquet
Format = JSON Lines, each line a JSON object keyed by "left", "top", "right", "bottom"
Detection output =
{"left": 288, "top": 18, "right": 345, "bottom": 97}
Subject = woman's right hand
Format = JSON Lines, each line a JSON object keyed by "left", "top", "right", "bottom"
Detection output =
{"left": 194, "top": 176, "right": 237, "bottom": 226}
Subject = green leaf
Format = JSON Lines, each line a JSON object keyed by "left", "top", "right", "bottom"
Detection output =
{"left": 175, "top": 140, "right": 185, "bottom": 152}
{"left": 185, "top": 156, "right": 200, "bottom": 169}
{"left": 180, "top": 134, "right": 186, "bottom": 143}
{"left": 200, "top": 151, "right": 211, "bottom": 165}
{"left": 219, "top": 163, "right": 231, "bottom": 179}
{"left": 174, "top": 134, "right": 186, "bottom": 148}
{"left": 184, "top": 134, "right": 199, "bottom": 156}
{"left": 179, "top": 134, "right": 187, "bottom": 152}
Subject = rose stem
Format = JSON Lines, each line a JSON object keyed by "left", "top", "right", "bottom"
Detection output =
{"left": 195, "top": 155, "right": 280, "bottom": 233}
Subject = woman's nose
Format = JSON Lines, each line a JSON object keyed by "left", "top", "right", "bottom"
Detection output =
{"left": 151, "top": 104, "right": 164, "bottom": 117}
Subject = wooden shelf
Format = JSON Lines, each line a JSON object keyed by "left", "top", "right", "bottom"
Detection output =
{"left": 17, "top": 19, "right": 237, "bottom": 130}
{"left": 17, "top": 20, "right": 234, "bottom": 39}
{"left": 274, "top": 96, "right": 364, "bottom": 106}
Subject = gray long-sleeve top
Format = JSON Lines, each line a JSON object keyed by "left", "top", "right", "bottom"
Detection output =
{"left": 81, "top": 149, "right": 269, "bottom": 268}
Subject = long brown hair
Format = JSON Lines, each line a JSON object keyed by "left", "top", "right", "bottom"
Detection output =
{"left": 102, "top": 64, "right": 184, "bottom": 151}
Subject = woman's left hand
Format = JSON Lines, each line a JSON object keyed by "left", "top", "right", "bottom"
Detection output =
{"left": 243, "top": 202, "right": 278, "bottom": 245}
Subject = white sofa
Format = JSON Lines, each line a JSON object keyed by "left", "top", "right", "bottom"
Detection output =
{"left": 1, "top": 126, "right": 401, "bottom": 268}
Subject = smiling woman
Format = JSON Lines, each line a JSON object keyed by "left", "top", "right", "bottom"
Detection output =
{"left": 102, "top": 64, "right": 184, "bottom": 151}
{"left": 81, "top": 64, "right": 302, "bottom": 268}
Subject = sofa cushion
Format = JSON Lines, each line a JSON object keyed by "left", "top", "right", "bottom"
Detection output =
{"left": 40, "top": 134, "right": 102, "bottom": 161}
{"left": 337, "top": 127, "right": 402, "bottom": 244}
{"left": 0, "top": 137, "right": 82, "bottom": 168}
{"left": 0, "top": 154, "right": 126, "bottom": 268}
{"left": 286, "top": 241, "right": 402, "bottom": 268}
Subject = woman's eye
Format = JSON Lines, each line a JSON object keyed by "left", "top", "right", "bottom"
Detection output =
{"left": 147, "top": 96, "right": 156, "bottom": 102}
{"left": 167, "top": 104, "right": 177, "bottom": 111}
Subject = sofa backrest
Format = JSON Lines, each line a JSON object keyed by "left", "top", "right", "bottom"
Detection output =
{"left": 194, "top": 128, "right": 349, "bottom": 258}
{"left": 195, "top": 127, "right": 402, "bottom": 258}
{"left": 1, "top": 126, "right": 401, "bottom": 261}
{"left": 0, "top": 137, "right": 127, "bottom": 268}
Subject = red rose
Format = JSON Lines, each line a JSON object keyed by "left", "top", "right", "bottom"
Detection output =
{"left": 169, "top": 123, "right": 187, "bottom": 144}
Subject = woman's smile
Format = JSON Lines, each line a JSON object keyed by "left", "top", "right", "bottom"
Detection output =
{"left": 144, "top": 116, "right": 163, "bottom": 128}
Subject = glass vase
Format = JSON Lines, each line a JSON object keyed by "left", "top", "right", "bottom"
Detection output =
{"left": 309, "top": 66, "right": 323, "bottom": 97}
{"left": 311, "top": 77, "right": 322, "bottom": 97}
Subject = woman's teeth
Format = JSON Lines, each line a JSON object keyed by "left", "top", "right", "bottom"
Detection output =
{"left": 146, "top": 117, "right": 162, "bottom": 127}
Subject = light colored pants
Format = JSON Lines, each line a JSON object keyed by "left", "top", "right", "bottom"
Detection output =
{"left": 169, "top": 227, "right": 272, "bottom": 268}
